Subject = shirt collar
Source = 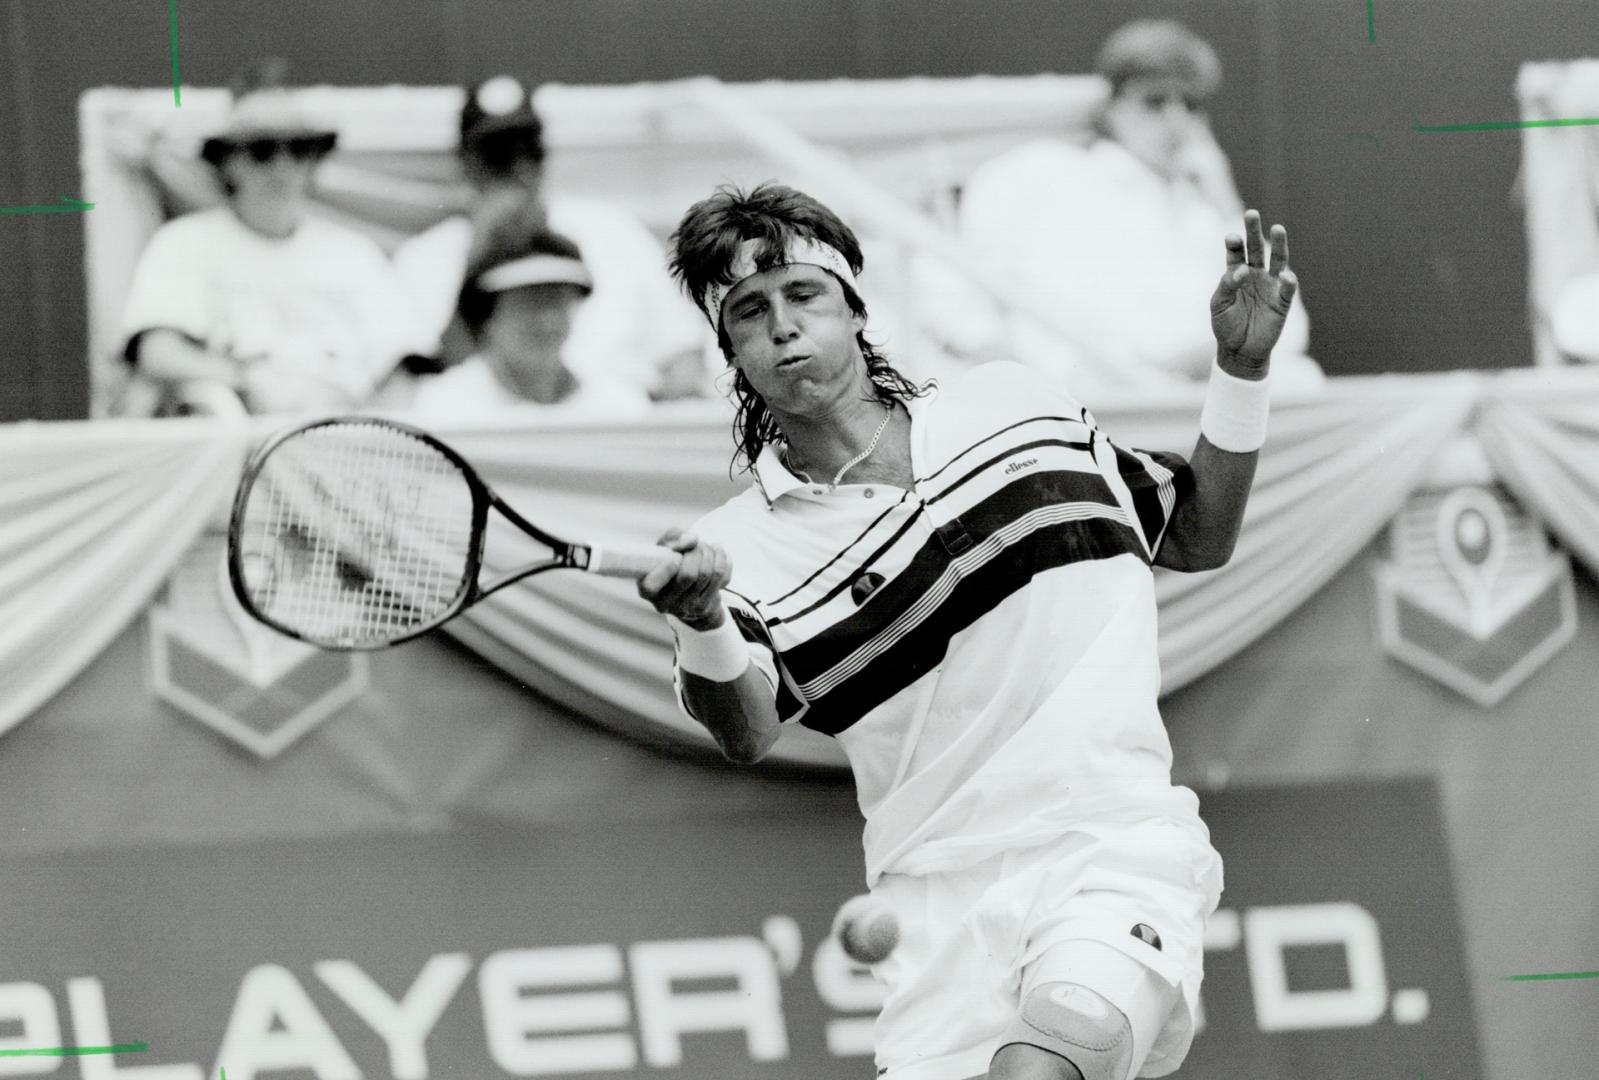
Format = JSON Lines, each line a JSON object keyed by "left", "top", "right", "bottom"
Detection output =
{"left": 751, "top": 442, "right": 809, "bottom": 506}
{"left": 748, "top": 384, "right": 939, "bottom": 508}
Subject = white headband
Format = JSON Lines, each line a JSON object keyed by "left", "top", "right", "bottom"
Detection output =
{"left": 477, "top": 255, "right": 593, "bottom": 294}
{"left": 701, "top": 236, "right": 859, "bottom": 327}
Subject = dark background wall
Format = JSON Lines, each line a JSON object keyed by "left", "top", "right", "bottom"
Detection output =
{"left": 3, "top": 0, "right": 1594, "bottom": 420}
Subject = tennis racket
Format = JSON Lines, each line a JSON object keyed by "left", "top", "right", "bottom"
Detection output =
{"left": 227, "top": 415, "right": 676, "bottom": 650}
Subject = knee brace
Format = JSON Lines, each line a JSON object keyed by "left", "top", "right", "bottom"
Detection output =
{"left": 996, "top": 982, "right": 1135, "bottom": 1080}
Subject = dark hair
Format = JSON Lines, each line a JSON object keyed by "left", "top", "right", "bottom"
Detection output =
{"left": 668, "top": 182, "right": 931, "bottom": 474}
{"left": 458, "top": 217, "right": 583, "bottom": 339}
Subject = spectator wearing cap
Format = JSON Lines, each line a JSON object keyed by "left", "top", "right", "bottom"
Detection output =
{"left": 393, "top": 75, "right": 711, "bottom": 403}
{"left": 118, "top": 59, "right": 412, "bottom": 415}
{"left": 407, "top": 226, "right": 650, "bottom": 421}
{"left": 938, "top": 19, "right": 1321, "bottom": 397}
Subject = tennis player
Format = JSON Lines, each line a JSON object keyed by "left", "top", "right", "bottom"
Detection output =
{"left": 639, "top": 183, "right": 1296, "bottom": 1080}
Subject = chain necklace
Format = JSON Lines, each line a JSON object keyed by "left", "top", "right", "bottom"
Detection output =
{"left": 785, "top": 403, "right": 893, "bottom": 491}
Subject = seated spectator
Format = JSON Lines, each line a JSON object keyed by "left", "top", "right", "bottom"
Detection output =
{"left": 394, "top": 75, "right": 711, "bottom": 402}
{"left": 408, "top": 227, "right": 650, "bottom": 422}
{"left": 119, "top": 59, "right": 412, "bottom": 415}
{"left": 945, "top": 20, "right": 1322, "bottom": 397}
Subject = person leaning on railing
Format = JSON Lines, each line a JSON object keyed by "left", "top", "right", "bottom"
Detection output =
{"left": 118, "top": 59, "right": 413, "bottom": 417}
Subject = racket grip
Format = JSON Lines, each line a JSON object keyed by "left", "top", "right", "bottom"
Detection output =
{"left": 586, "top": 543, "right": 680, "bottom": 579}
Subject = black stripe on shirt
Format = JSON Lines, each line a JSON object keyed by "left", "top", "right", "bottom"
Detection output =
{"left": 922, "top": 436, "right": 1094, "bottom": 508}
{"left": 780, "top": 467, "right": 1140, "bottom": 686}
{"left": 766, "top": 460, "right": 1114, "bottom": 627}
{"left": 796, "top": 515, "right": 1147, "bottom": 735}
{"left": 767, "top": 489, "right": 912, "bottom": 606}
{"left": 915, "top": 415, "right": 1087, "bottom": 487}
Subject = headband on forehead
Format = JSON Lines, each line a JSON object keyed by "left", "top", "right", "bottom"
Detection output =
{"left": 701, "top": 235, "right": 859, "bottom": 327}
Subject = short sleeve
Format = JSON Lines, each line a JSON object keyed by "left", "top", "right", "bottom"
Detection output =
{"left": 119, "top": 218, "right": 213, "bottom": 361}
{"left": 1101, "top": 437, "right": 1195, "bottom": 562}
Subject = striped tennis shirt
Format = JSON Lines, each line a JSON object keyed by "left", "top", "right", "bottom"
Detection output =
{"left": 676, "top": 361, "right": 1208, "bottom": 884}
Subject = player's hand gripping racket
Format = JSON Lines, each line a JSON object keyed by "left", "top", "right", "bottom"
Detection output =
{"left": 227, "top": 416, "right": 676, "bottom": 649}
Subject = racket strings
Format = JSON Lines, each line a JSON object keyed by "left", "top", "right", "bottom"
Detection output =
{"left": 240, "top": 423, "right": 474, "bottom": 645}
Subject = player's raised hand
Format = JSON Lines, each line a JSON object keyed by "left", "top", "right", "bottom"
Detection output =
{"left": 637, "top": 529, "right": 731, "bottom": 630}
{"left": 1210, "top": 209, "right": 1298, "bottom": 367}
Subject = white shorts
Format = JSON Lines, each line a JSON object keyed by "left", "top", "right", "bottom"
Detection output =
{"left": 869, "top": 817, "right": 1224, "bottom": 1080}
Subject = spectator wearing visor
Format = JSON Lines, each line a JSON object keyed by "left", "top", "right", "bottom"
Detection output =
{"left": 408, "top": 226, "right": 650, "bottom": 421}
{"left": 395, "top": 75, "right": 711, "bottom": 402}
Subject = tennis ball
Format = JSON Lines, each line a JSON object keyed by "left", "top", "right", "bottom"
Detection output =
{"left": 834, "top": 894, "right": 900, "bottom": 965}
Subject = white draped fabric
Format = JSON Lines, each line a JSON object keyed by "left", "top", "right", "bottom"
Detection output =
{"left": 3, "top": 369, "right": 1595, "bottom": 765}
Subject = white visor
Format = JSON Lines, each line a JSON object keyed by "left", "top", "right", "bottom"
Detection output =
{"left": 477, "top": 255, "right": 593, "bottom": 294}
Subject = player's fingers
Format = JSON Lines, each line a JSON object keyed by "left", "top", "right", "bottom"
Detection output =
{"left": 1277, "top": 268, "right": 1299, "bottom": 310}
{"left": 1243, "top": 208, "right": 1265, "bottom": 267}
{"left": 1223, "top": 233, "right": 1245, "bottom": 270}
{"left": 698, "top": 545, "right": 735, "bottom": 599}
{"left": 655, "top": 528, "right": 699, "bottom": 552}
{"left": 675, "top": 549, "right": 730, "bottom": 622}
{"left": 1214, "top": 261, "right": 1248, "bottom": 301}
{"left": 637, "top": 551, "right": 686, "bottom": 603}
{"left": 639, "top": 540, "right": 694, "bottom": 598}
{"left": 682, "top": 577, "right": 725, "bottom": 621}
{"left": 1268, "top": 224, "right": 1291, "bottom": 277}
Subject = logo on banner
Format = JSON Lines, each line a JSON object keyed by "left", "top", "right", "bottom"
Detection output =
{"left": 146, "top": 533, "right": 366, "bottom": 757}
{"left": 1374, "top": 485, "right": 1577, "bottom": 706}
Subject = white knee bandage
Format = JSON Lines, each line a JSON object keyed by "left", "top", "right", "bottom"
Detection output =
{"left": 997, "top": 982, "right": 1135, "bottom": 1080}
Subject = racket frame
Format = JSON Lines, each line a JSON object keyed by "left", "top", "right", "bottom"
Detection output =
{"left": 227, "top": 415, "right": 600, "bottom": 650}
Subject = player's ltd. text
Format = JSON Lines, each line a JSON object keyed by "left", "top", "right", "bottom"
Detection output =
{"left": 0, "top": 903, "right": 1422, "bottom": 1079}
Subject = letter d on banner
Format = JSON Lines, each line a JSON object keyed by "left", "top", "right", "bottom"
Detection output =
{"left": 1243, "top": 903, "right": 1388, "bottom": 1031}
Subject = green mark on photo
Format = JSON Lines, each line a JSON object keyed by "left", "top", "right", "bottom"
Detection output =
{"left": 0, "top": 1043, "right": 148, "bottom": 1058}
{"left": 1367, "top": 0, "right": 1375, "bottom": 43}
{"left": 1417, "top": 118, "right": 1599, "bottom": 133}
{"left": 1504, "top": 969, "right": 1599, "bottom": 981}
{"left": 0, "top": 196, "right": 95, "bottom": 215}
{"left": 169, "top": 0, "right": 182, "bottom": 106}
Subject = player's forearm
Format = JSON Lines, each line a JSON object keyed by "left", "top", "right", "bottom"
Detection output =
{"left": 1154, "top": 349, "right": 1266, "bottom": 572}
{"left": 680, "top": 668, "right": 782, "bottom": 764}
{"left": 134, "top": 329, "right": 242, "bottom": 389}
{"left": 1156, "top": 435, "right": 1257, "bottom": 571}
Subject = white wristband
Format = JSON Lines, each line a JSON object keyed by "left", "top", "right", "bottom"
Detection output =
{"left": 1199, "top": 358, "right": 1271, "bottom": 452}
{"left": 668, "top": 613, "right": 749, "bottom": 682}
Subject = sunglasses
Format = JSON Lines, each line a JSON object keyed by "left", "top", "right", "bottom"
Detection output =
{"left": 1138, "top": 91, "right": 1208, "bottom": 114}
{"left": 238, "top": 137, "right": 331, "bottom": 164}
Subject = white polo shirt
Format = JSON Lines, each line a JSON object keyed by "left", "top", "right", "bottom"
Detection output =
{"left": 676, "top": 361, "right": 1206, "bottom": 884}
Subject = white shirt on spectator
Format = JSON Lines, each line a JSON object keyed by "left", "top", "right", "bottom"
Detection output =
{"left": 945, "top": 137, "right": 1319, "bottom": 398}
{"left": 1551, "top": 269, "right": 1599, "bottom": 362}
{"left": 407, "top": 353, "right": 650, "bottom": 424}
{"left": 119, "top": 207, "right": 411, "bottom": 410}
{"left": 394, "top": 196, "right": 708, "bottom": 395}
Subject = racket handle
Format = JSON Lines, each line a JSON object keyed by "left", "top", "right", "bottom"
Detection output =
{"left": 586, "top": 543, "right": 680, "bottom": 579}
